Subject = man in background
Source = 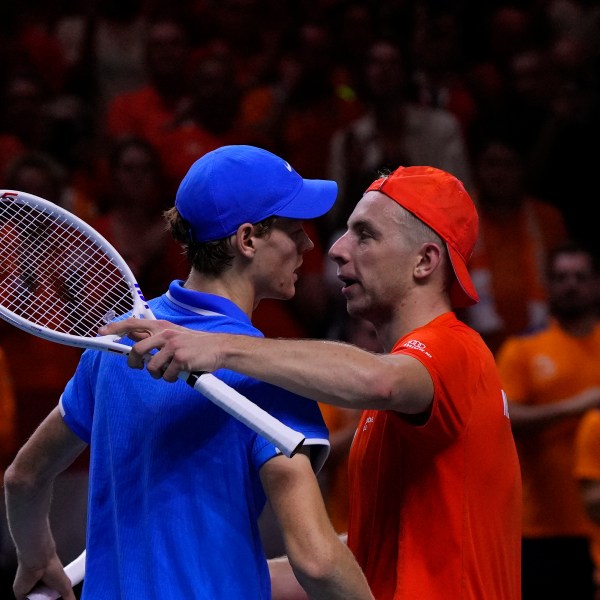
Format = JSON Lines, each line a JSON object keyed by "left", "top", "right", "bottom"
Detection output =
{"left": 497, "top": 242, "right": 600, "bottom": 599}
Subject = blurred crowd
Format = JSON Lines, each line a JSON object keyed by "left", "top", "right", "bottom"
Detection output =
{"left": 0, "top": 0, "right": 600, "bottom": 593}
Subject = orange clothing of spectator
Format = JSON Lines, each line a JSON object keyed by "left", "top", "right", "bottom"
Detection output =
{"left": 496, "top": 319, "right": 600, "bottom": 538}
{"left": 0, "top": 344, "right": 17, "bottom": 468}
{"left": 154, "top": 123, "right": 238, "bottom": 195}
{"left": 105, "top": 88, "right": 223, "bottom": 192}
{"left": 105, "top": 85, "right": 183, "bottom": 146}
{"left": 18, "top": 24, "right": 68, "bottom": 93}
{"left": 0, "top": 321, "right": 83, "bottom": 446}
{"left": 465, "top": 197, "right": 569, "bottom": 354}
{"left": 348, "top": 312, "right": 522, "bottom": 599}
{"left": 574, "top": 409, "right": 600, "bottom": 576}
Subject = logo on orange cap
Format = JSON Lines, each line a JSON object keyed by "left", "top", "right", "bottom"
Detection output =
{"left": 366, "top": 166, "right": 479, "bottom": 308}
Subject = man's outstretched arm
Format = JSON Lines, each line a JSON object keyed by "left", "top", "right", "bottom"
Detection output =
{"left": 100, "top": 318, "right": 433, "bottom": 415}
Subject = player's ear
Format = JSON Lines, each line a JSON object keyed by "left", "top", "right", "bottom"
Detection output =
{"left": 233, "top": 223, "right": 257, "bottom": 258}
{"left": 414, "top": 242, "right": 442, "bottom": 281}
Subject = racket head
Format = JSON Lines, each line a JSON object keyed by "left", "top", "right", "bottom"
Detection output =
{"left": 0, "top": 190, "right": 153, "bottom": 353}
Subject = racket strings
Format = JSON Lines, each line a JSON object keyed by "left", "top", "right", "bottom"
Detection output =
{"left": 0, "top": 201, "right": 135, "bottom": 337}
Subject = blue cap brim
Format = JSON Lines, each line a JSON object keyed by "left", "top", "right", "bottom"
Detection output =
{"left": 274, "top": 179, "right": 338, "bottom": 220}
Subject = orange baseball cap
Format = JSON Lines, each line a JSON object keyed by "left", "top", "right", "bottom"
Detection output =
{"left": 366, "top": 165, "right": 479, "bottom": 308}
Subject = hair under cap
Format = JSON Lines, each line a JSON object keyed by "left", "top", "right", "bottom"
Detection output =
{"left": 175, "top": 145, "right": 338, "bottom": 242}
{"left": 366, "top": 165, "right": 479, "bottom": 308}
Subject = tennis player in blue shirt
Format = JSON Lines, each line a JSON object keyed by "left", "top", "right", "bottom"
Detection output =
{"left": 5, "top": 145, "right": 374, "bottom": 600}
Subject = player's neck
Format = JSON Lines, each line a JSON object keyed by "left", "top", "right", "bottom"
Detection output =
{"left": 184, "top": 269, "right": 255, "bottom": 319}
{"left": 378, "top": 293, "right": 452, "bottom": 352}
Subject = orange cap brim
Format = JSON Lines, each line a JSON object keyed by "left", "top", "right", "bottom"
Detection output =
{"left": 447, "top": 243, "right": 479, "bottom": 308}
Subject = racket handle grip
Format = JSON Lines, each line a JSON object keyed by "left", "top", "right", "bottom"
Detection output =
{"left": 26, "top": 588, "right": 60, "bottom": 600}
{"left": 183, "top": 371, "right": 305, "bottom": 457}
{"left": 26, "top": 550, "right": 86, "bottom": 600}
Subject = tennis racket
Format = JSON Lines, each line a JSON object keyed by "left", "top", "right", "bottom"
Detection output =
{"left": 25, "top": 551, "right": 86, "bottom": 600}
{"left": 0, "top": 189, "right": 305, "bottom": 454}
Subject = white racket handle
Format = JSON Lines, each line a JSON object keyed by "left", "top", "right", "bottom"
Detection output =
{"left": 182, "top": 371, "right": 305, "bottom": 457}
{"left": 26, "top": 550, "right": 86, "bottom": 600}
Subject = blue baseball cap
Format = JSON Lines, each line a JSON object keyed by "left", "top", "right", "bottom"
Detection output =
{"left": 175, "top": 145, "right": 338, "bottom": 242}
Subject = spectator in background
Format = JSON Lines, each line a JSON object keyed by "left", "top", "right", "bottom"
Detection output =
{"left": 3, "top": 151, "right": 66, "bottom": 203}
{"left": 0, "top": 4, "right": 68, "bottom": 96}
{"left": 409, "top": 6, "right": 477, "bottom": 136}
{"left": 205, "top": 0, "right": 286, "bottom": 92}
{"left": 479, "top": 6, "right": 538, "bottom": 76}
{"left": 466, "top": 46, "right": 554, "bottom": 161}
{"left": 241, "top": 21, "right": 364, "bottom": 192}
{"left": 54, "top": 0, "right": 149, "bottom": 112}
{"left": 496, "top": 242, "right": 600, "bottom": 599}
{"left": 145, "top": 46, "right": 248, "bottom": 192}
{"left": 280, "top": 20, "right": 366, "bottom": 181}
{"left": 0, "top": 67, "right": 93, "bottom": 183}
{"left": 327, "top": 1, "right": 376, "bottom": 101}
{"left": 0, "top": 71, "right": 52, "bottom": 176}
{"left": 327, "top": 38, "right": 473, "bottom": 238}
{"left": 103, "top": 13, "right": 230, "bottom": 196}
{"left": 177, "top": 46, "right": 247, "bottom": 142}
{"left": 460, "top": 135, "right": 569, "bottom": 354}
{"left": 90, "top": 136, "right": 189, "bottom": 299}
{"left": 525, "top": 34, "right": 600, "bottom": 256}
{"left": 2, "top": 151, "right": 96, "bottom": 220}
{"left": 103, "top": 14, "right": 194, "bottom": 161}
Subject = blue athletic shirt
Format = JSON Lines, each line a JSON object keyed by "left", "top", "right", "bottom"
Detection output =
{"left": 59, "top": 280, "right": 330, "bottom": 599}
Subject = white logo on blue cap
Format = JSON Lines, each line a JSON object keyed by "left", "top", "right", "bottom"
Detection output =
{"left": 283, "top": 161, "right": 292, "bottom": 172}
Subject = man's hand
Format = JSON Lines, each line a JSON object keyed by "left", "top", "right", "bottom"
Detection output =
{"left": 99, "top": 318, "right": 223, "bottom": 381}
{"left": 13, "top": 555, "right": 76, "bottom": 600}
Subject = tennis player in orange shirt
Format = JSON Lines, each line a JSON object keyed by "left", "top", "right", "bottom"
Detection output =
{"left": 102, "top": 165, "right": 522, "bottom": 599}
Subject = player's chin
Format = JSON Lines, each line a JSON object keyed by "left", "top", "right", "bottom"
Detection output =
{"left": 345, "top": 296, "right": 368, "bottom": 319}
{"left": 271, "top": 284, "right": 296, "bottom": 301}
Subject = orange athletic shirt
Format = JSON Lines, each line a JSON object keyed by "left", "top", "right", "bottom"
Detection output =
{"left": 574, "top": 409, "right": 600, "bottom": 570}
{"left": 496, "top": 320, "right": 600, "bottom": 537}
{"left": 348, "top": 312, "right": 522, "bottom": 599}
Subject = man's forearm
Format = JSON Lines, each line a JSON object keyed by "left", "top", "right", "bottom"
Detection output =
{"left": 220, "top": 335, "right": 395, "bottom": 410}
{"left": 509, "top": 387, "right": 600, "bottom": 432}
{"left": 4, "top": 465, "right": 57, "bottom": 565}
